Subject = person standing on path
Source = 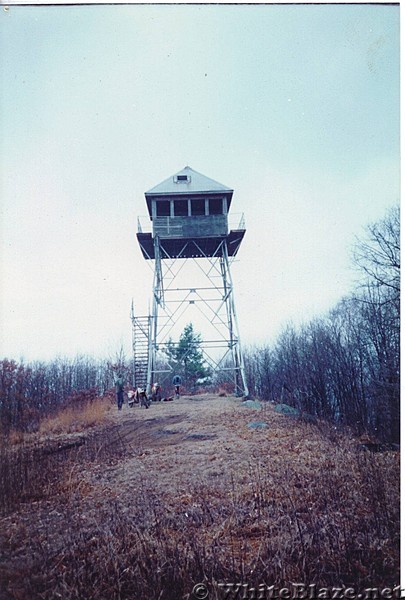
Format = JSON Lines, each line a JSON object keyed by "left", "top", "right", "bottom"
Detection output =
{"left": 115, "top": 374, "right": 124, "bottom": 410}
{"left": 172, "top": 374, "right": 182, "bottom": 399}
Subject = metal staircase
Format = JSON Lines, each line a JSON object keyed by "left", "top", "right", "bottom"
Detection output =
{"left": 131, "top": 306, "right": 151, "bottom": 390}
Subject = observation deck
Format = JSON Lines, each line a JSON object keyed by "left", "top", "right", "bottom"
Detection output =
{"left": 136, "top": 213, "right": 246, "bottom": 260}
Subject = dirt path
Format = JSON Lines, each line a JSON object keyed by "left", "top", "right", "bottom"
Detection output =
{"left": 92, "top": 394, "right": 276, "bottom": 499}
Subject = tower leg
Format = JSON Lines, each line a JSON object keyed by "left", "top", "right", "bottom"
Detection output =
{"left": 220, "top": 242, "right": 249, "bottom": 397}
{"left": 148, "top": 236, "right": 163, "bottom": 395}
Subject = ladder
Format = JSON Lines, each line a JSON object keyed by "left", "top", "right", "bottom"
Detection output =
{"left": 131, "top": 313, "right": 151, "bottom": 390}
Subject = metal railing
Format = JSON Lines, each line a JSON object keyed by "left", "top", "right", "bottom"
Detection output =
{"left": 136, "top": 213, "right": 245, "bottom": 235}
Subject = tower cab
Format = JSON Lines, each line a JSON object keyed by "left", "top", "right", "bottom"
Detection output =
{"left": 137, "top": 166, "right": 245, "bottom": 259}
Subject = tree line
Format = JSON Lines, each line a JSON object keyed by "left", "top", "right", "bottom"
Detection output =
{"left": 0, "top": 356, "right": 117, "bottom": 433}
{"left": 243, "top": 206, "right": 400, "bottom": 443}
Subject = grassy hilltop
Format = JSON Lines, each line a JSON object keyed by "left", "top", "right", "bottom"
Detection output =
{"left": 0, "top": 393, "right": 400, "bottom": 599}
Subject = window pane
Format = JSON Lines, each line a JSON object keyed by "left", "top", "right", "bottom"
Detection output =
{"left": 191, "top": 198, "right": 205, "bottom": 216}
{"left": 174, "top": 199, "right": 189, "bottom": 216}
{"left": 156, "top": 201, "right": 170, "bottom": 216}
{"left": 209, "top": 198, "right": 223, "bottom": 215}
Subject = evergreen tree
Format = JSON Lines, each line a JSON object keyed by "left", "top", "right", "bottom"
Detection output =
{"left": 164, "top": 323, "right": 211, "bottom": 387}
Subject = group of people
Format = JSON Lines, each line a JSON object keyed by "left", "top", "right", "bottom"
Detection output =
{"left": 114, "top": 375, "right": 182, "bottom": 410}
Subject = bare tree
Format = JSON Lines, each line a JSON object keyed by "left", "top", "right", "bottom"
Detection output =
{"left": 353, "top": 205, "right": 400, "bottom": 311}
{"left": 352, "top": 206, "right": 400, "bottom": 442}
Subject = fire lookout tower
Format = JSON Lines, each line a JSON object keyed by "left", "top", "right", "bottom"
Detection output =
{"left": 133, "top": 166, "right": 248, "bottom": 397}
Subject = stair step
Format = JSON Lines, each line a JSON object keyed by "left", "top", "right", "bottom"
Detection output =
{"left": 133, "top": 315, "right": 151, "bottom": 389}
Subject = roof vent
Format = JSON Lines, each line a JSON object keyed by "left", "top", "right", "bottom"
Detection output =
{"left": 174, "top": 174, "right": 190, "bottom": 183}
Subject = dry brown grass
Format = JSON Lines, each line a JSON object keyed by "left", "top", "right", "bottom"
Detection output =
{"left": 0, "top": 397, "right": 115, "bottom": 517}
{"left": 0, "top": 395, "right": 399, "bottom": 600}
{"left": 6, "top": 429, "right": 26, "bottom": 446}
{"left": 39, "top": 397, "right": 112, "bottom": 435}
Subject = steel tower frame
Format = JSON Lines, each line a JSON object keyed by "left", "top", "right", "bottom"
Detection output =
{"left": 142, "top": 235, "right": 248, "bottom": 397}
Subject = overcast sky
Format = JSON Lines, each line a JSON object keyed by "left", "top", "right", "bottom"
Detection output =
{"left": 0, "top": 3, "right": 400, "bottom": 362}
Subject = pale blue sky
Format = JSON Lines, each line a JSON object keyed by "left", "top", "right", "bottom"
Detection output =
{"left": 0, "top": 4, "right": 400, "bottom": 361}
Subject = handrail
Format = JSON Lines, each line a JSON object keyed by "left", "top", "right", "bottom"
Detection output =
{"left": 136, "top": 213, "right": 246, "bottom": 234}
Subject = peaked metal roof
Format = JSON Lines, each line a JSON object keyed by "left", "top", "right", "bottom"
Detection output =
{"left": 145, "top": 166, "right": 233, "bottom": 196}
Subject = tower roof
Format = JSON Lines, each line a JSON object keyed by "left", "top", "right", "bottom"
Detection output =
{"left": 145, "top": 166, "right": 233, "bottom": 196}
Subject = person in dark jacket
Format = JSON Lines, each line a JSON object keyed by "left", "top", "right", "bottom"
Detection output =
{"left": 115, "top": 375, "right": 124, "bottom": 410}
{"left": 172, "top": 374, "right": 182, "bottom": 398}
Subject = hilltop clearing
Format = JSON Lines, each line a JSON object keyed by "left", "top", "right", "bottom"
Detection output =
{"left": 0, "top": 394, "right": 399, "bottom": 599}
